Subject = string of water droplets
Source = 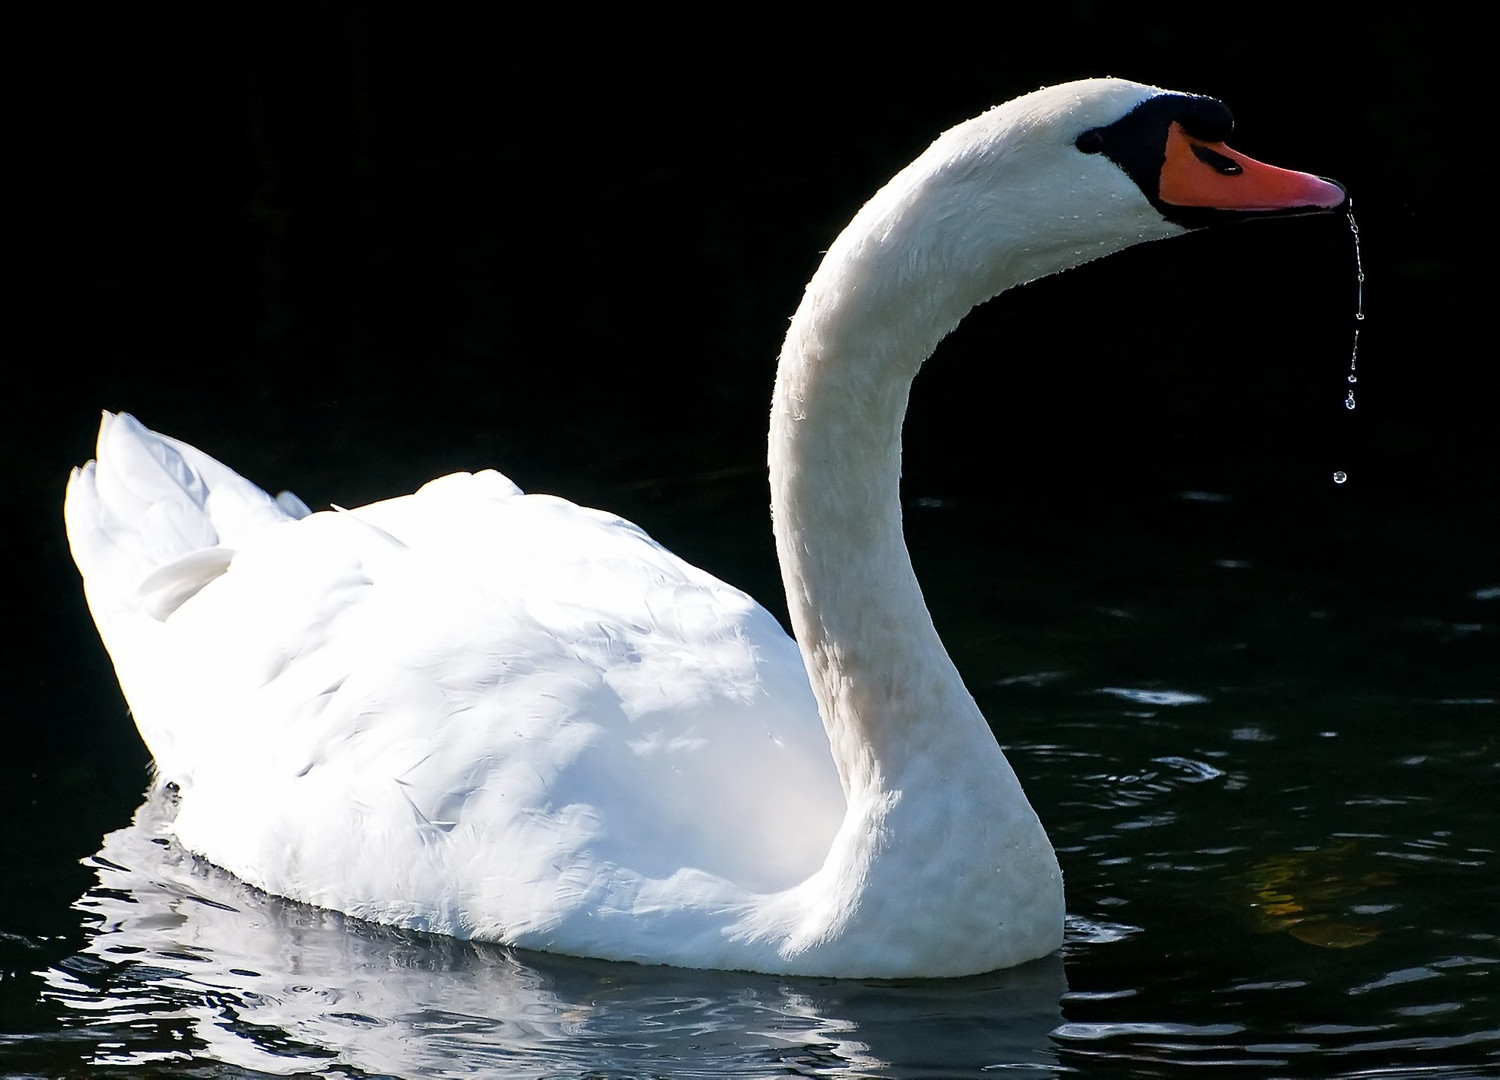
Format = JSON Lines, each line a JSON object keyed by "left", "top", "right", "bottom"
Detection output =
{"left": 1332, "top": 200, "right": 1364, "bottom": 486}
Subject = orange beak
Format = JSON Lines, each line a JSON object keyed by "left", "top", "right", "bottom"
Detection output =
{"left": 1159, "top": 121, "right": 1345, "bottom": 212}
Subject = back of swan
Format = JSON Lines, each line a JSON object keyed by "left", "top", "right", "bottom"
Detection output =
{"left": 67, "top": 413, "right": 847, "bottom": 963}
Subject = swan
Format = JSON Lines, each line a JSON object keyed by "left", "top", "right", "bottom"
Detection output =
{"left": 65, "top": 78, "right": 1344, "bottom": 979}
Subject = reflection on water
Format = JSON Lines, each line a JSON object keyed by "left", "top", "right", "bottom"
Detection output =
{"left": 36, "top": 792, "right": 1067, "bottom": 1077}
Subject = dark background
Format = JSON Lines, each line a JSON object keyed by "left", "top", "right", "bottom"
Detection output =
{"left": 0, "top": 3, "right": 1479, "bottom": 1020}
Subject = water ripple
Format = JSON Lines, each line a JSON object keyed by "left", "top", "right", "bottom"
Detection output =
{"left": 30, "top": 795, "right": 1071, "bottom": 1078}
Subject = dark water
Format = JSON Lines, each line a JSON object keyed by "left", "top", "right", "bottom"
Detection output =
{"left": 5, "top": 8, "right": 1489, "bottom": 1077}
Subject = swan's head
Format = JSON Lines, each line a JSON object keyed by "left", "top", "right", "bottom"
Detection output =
{"left": 826, "top": 78, "right": 1345, "bottom": 315}
{"left": 957, "top": 77, "right": 1343, "bottom": 228}
{"left": 1069, "top": 79, "right": 1346, "bottom": 226}
{"left": 789, "top": 78, "right": 1345, "bottom": 379}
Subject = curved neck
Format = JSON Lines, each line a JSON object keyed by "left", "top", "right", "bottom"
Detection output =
{"left": 759, "top": 164, "right": 1073, "bottom": 976}
{"left": 766, "top": 101, "right": 1181, "bottom": 802}
{"left": 768, "top": 211, "right": 1005, "bottom": 800}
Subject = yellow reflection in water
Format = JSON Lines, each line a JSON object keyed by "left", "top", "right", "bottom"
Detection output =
{"left": 1242, "top": 840, "right": 1395, "bottom": 949}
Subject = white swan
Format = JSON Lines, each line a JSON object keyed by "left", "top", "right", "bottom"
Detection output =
{"left": 65, "top": 78, "right": 1343, "bottom": 978}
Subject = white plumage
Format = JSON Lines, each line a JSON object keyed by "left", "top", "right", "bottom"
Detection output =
{"left": 66, "top": 78, "right": 1342, "bottom": 977}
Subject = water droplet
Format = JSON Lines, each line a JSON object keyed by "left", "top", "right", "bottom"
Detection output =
{"left": 1328, "top": 205, "right": 1365, "bottom": 487}
{"left": 1342, "top": 204, "right": 1365, "bottom": 398}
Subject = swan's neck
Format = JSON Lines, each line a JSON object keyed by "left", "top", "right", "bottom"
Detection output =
{"left": 770, "top": 290, "right": 978, "bottom": 798}
{"left": 757, "top": 97, "right": 1189, "bottom": 972}
{"left": 768, "top": 105, "right": 1178, "bottom": 798}
{"left": 769, "top": 154, "right": 1035, "bottom": 800}
{"left": 763, "top": 182, "right": 1067, "bottom": 975}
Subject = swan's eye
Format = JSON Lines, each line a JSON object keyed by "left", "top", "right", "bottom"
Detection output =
{"left": 1075, "top": 129, "right": 1105, "bottom": 154}
{"left": 1190, "top": 143, "right": 1243, "bottom": 175}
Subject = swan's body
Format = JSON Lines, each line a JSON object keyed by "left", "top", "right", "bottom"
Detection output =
{"left": 66, "top": 78, "right": 1343, "bottom": 977}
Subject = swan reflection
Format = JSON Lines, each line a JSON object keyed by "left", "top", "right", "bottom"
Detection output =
{"left": 43, "top": 793, "right": 1067, "bottom": 1077}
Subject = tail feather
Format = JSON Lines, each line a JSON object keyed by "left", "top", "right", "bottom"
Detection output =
{"left": 66, "top": 412, "right": 304, "bottom": 623}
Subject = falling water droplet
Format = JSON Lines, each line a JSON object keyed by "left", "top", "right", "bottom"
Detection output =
{"left": 1343, "top": 203, "right": 1364, "bottom": 402}
{"left": 1330, "top": 203, "right": 1365, "bottom": 485}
